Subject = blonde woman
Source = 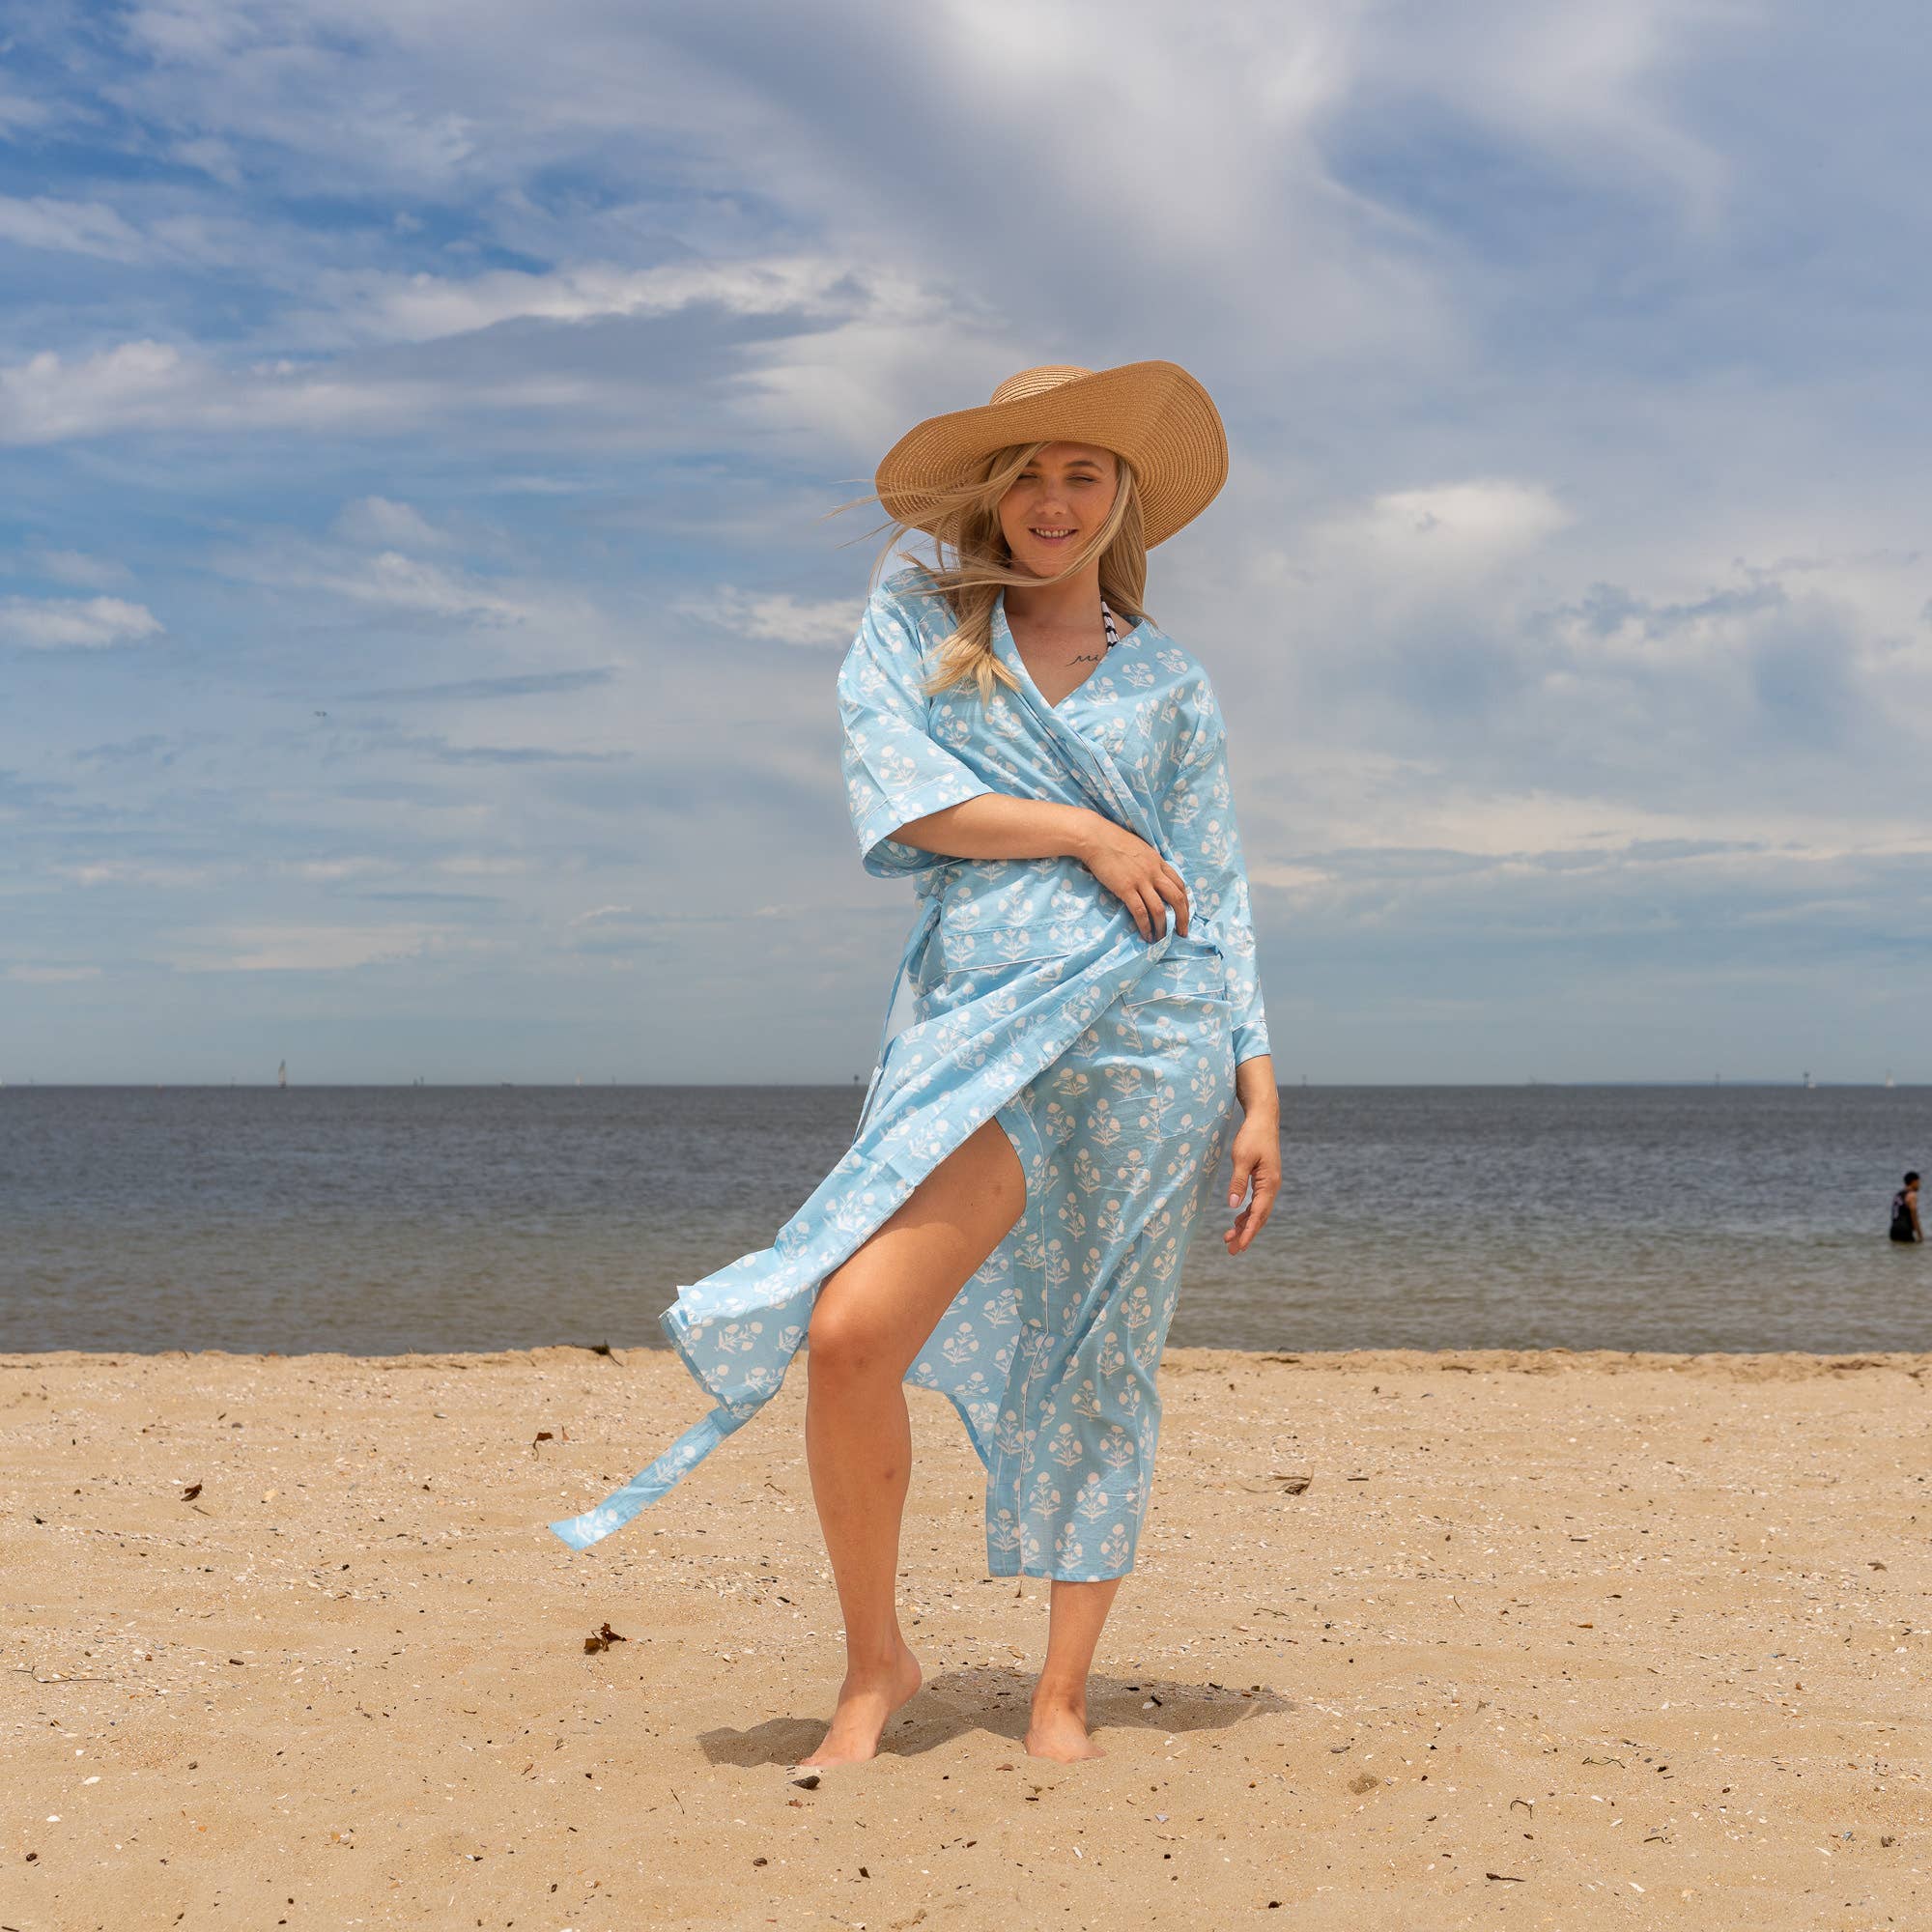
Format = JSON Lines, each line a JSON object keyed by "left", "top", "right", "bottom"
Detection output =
{"left": 551, "top": 361, "right": 1280, "bottom": 1767}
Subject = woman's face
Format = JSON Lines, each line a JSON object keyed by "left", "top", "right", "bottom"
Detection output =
{"left": 996, "top": 440, "right": 1121, "bottom": 578}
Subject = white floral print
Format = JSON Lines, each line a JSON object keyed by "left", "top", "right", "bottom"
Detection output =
{"left": 550, "top": 566, "right": 1270, "bottom": 1579}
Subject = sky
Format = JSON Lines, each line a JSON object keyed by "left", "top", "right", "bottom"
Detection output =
{"left": 3, "top": 0, "right": 1929, "bottom": 1086}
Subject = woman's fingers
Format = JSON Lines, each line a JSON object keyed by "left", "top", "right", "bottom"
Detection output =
{"left": 1225, "top": 1181, "right": 1275, "bottom": 1253}
{"left": 1130, "top": 865, "right": 1188, "bottom": 942}
{"left": 1225, "top": 1153, "right": 1280, "bottom": 1254}
{"left": 1099, "top": 851, "right": 1191, "bottom": 943}
{"left": 1156, "top": 863, "right": 1190, "bottom": 936}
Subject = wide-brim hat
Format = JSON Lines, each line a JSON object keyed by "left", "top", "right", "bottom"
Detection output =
{"left": 874, "top": 359, "right": 1228, "bottom": 550}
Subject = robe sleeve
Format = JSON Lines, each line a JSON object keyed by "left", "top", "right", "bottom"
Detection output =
{"left": 1161, "top": 665, "right": 1273, "bottom": 1067}
{"left": 837, "top": 582, "right": 997, "bottom": 877}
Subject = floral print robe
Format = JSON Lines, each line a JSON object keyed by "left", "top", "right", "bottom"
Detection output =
{"left": 550, "top": 565, "right": 1270, "bottom": 1579}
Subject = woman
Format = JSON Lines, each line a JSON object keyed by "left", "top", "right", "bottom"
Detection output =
{"left": 549, "top": 360, "right": 1281, "bottom": 1768}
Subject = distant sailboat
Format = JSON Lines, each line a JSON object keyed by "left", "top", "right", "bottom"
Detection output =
{"left": 1885, "top": 1068, "right": 1895, "bottom": 1089}
{"left": 277, "top": 1059, "right": 287, "bottom": 1091}
{"left": 1802, "top": 1068, "right": 1814, "bottom": 1091}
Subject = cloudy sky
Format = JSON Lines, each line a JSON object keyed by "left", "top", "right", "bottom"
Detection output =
{"left": 4, "top": 1, "right": 1928, "bottom": 1085}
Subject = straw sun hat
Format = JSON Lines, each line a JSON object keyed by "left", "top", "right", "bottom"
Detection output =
{"left": 874, "top": 359, "right": 1228, "bottom": 550}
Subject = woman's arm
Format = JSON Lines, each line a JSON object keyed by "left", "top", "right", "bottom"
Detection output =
{"left": 894, "top": 792, "right": 1099, "bottom": 865}
{"left": 1236, "top": 1055, "right": 1279, "bottom": 1120}
{"left": 838, "top": 586, "right": 1189, "bottom": 938}
{"left": 1157, "top": 665, "right": 1280, "bottom": 1252}
{"left": 895, "top": 795, "right": 1192, "bottom": 943}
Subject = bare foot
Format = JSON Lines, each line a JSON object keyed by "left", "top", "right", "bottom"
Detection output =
{"left": 1025, "top": 1698, "right": 1104, "bottom": 1762}
{"left": 796, "top": 1644, "right": 923, "bottom": 1768}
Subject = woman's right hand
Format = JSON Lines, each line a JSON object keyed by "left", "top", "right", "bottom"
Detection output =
{"left": 1074, "top": 814, "right": 1190, "bottom": 943}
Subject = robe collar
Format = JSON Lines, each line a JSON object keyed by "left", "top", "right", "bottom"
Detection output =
{"left": 989, "top": 588, "right": 1168, "bottom": 858}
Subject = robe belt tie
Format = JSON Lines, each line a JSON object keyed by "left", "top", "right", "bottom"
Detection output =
{"left": 850, "top": 878, "right": 1226, "bottom": 1147}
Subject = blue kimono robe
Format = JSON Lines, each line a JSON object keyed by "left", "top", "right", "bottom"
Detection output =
{"left": 550, "top": 564, "right": 1270, "bottom": 1580}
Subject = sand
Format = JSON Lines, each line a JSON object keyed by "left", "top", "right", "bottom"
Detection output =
{"left": 2, "top": 1343, "right": 1927, "bottom": 1930}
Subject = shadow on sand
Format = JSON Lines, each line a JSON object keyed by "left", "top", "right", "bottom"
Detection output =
{"left": 698, "top": 1666, "right": 1293, "bottom": 1768}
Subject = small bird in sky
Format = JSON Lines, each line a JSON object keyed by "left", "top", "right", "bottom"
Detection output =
{"left": 314, "top": 709, "right": 327, "bottom": 718}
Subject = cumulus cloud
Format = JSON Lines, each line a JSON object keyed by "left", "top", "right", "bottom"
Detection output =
{"left": 679, "top": 585, "right": 863, "bottom": 650}
{"left": 0, "top": 339, "right": 409, "bottom": 445}
{"left": 0, "top": 595, "right": 163, "bottom": 650}
{"left": 5, "top": 0, "right": 1930, "bottom": 1076}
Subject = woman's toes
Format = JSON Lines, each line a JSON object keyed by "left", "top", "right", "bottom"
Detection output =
{"left": 798, "top": 1649, "right": 923, "bottom": 1767}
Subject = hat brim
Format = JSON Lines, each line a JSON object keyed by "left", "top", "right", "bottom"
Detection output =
{"left": 874, "top": 359, "right": 1228, "bottom": 550}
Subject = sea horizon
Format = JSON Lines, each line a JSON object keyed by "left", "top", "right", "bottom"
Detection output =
{"left": 6, "top": 1082, "right": 1924, "bottom": 1360}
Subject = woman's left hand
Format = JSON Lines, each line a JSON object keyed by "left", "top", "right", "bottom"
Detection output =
{"left": 1224, "top": 1106, "right": 1281, "bottom": 1255}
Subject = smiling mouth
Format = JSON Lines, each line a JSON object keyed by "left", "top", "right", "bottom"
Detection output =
{"left": 1029, "top": 526, "right": 1076, "bottom": 541}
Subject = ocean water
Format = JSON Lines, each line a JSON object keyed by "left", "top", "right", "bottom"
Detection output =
{"left": 0, "top": 1084, "right": 1924, "bottom": 1357}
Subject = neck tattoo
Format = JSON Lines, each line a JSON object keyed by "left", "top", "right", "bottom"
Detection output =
{"left": 1074, "top": 599, "right": 1120, "bottom": 665}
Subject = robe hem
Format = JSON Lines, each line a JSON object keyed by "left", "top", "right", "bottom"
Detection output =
{"left": 985, "top": 1561, "right": 1137, "bottom": 1582}
{"left": 546, "top": 923, "right": 1182, "bottom": 1554}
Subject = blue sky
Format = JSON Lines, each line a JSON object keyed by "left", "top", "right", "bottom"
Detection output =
{"left": 4, "top": 1, "right": 1928, "bottom": 1085}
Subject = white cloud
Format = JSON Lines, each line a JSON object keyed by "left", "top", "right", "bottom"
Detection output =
{"left": 1292, "top": 479, "right": 1575, "bottom": 587}
{"left": 208, "top": 539, "right": 530, "bottom": 626}
{"left": 681, "top": 585, "right": 863, "bottom": 650}
{"left": 1309, "top": 782, "right": 1932, "bottom": 863}
{"left": 56, "top": 860, "right": 213, "bottom": 887}
{"left": 0, "top": 341, "right": 193, "bottom": 444}
{"left": 25, "top": 548, "right": 137, "bottom": 590}
{"left": 437, "top": 854, "right": 530, "bottom": 876}
{"left": 0, "top": 595, "right": 164, "bottom": 651}
{"left": 167, "top": 134, "right": 246, "bottom": 188}
{"left": 283, "top": 252, "right": 900, "bottom": 350}
{"left": 0, "top": 90, "right": 59, "bottom": 135}
{"left": 328, "top": 496, "right": 456, "bottom": 550}
{"left": 0, "top": 194, "right": 150, "bottom": 262}
{"left": 1358, "top": 1, "right": 1738, "bottom": 227}
{"left": 159, "top": 923, "right": 445, "bottom": 972}
{"left": 0, "top": 338, "right": 449, "bottom": 446}
{"left": 281, "top": 856, "right": 391, "bottom": 881}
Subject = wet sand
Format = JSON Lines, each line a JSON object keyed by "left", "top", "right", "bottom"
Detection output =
{"left": 2, "top": 1343, "right": 1927, "bottom": 1929}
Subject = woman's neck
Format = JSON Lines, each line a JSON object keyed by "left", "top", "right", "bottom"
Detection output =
{"left": 1002, "top": 562, "right": 1103, "bottom": 633}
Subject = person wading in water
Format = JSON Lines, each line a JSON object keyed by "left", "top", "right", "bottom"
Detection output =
{"left": 1890, "top": 1171, "right": 1922, "bottom": 1244}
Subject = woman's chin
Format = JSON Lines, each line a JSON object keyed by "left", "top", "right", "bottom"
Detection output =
{"left": 1012, "top": 544, "right": 1081, "bottom": 576}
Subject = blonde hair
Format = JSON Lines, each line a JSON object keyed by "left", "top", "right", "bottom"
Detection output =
{"left": 829, "top": 441, "right": 1151, "bottom": 701}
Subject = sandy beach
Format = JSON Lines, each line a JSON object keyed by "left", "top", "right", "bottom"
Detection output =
{"left": 2, "top": 1343, "right": 1926, "bottom": 1930}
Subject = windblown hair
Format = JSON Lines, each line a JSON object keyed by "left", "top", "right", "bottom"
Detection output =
{"left": 830, "top": 441, "right": 1151, "bottom": 701}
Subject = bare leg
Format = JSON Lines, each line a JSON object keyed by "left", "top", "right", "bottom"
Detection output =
{"left": 798, "top": 1113, "right": 1026, "bottom": 1767}
{"left": 1025, "top": 1577, "right": 1122, "bottom": 1760}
